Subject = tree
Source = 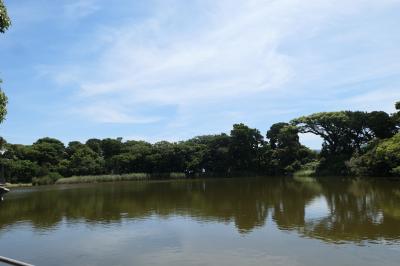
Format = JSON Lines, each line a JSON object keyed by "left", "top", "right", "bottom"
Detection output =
{"left": 66, "top": 141, "right": 85, "bottom": 156}
{"left": 4, "top": 159, "right": 40, "bottom": 183}
{"left": 292, "top": 110, "right": 397, "bottom": 175}
{"left": 147, "top": 141, "right": 182, "bottom": 173}
{"left": 266, "top": 123, "right": 315, "bottom": 175}
{"left": 32, "top": 138, "right": 66, "bottom": 169}
{"left": 394, "top": 101, "right": 400, "bottom": 131}
{"left": 101, "top": 138, "right": 123, "bottom": 159}
{"left": 109, "top": 141, "right": 153, "bottom": 174}
{"left": 0, "top": 0, "right": 11, "bottom": 33}
{"left": 190, "top": 134, "right": 231, "bottom": 175}
{"left": 67, "top": 146, "right": 104, "bottom": 176}
{"left": 86, "top": 138, "right": 102, "bottom": 155}
{"left": 348, "top": 133, "right": 400, "bottom": 177}
{"left": 0, "top": 0, "right": 10, "bottom": 123}
{"left": 229, "top": 123, "right": 264, "bottom": 172}
{"left": 291, "top": 112, "right": 356, "bottom": 175}
{"left": 366, "top": 111, "right": 396, "bottom": 139}
{"left": 0, "top": 82, "right": 7, "bottom": 123}
{"left": 267, "top": 123, "right": 299, "bottom": 149}
{"left": 292, "top": 112, "right": 358, "bottom": 155}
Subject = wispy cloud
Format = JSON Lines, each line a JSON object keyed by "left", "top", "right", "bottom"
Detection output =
{"left": 64, "top": 0, "right": 100, "bottom": 19}
{"left": 32, "top": 0, "right": 400, "bottom": 147}
{"left": 73, "top": 103, "right": 162, "bottom": 124}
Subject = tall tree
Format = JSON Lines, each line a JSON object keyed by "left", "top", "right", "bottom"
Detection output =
{"left": 0, "top": 0, "right": 10, "bottom": 123}
{"left": 291, "top": 111, "right": 395, "bottom": 156}
{"left": 229, "top": 123, "right": 264, "bottom": 172}
{"left": 266, "top": 123, "right": 315, "bottom": 174}
{"left": 0, "top": 0, "right": 10, "bottom": 33}
{"left": 394, "top": 101, "right": 400, "bottom": 131}
{"left": 32, "top": 138, "right": 66, "bottom": 168}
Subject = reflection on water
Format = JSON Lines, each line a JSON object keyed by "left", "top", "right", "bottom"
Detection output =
{"left": 1, "top": 177, "right": 400, "bottom": 265}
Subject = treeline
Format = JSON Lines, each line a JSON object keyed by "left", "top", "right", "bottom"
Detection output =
{"left": 0, "top": 123, "right": 315, "bottom": 184}
{"left": 0, "top": 101, "right": 399, "bottom": 184}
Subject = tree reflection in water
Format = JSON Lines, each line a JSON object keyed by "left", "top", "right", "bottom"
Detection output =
{"left": 1, "top": 178, "right": 400, "bottom": 244}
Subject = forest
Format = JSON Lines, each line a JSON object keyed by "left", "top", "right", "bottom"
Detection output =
{"left": 0, "top": 101, "right": 399, "bottom": 184}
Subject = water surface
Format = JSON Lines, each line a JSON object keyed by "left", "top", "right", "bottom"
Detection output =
{"left": 1, "top": 177, "right": 400, "bottom": 265}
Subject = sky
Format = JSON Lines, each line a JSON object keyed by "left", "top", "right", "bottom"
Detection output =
{"left": 0, "top": 0, "right": 400, "bottom": 149}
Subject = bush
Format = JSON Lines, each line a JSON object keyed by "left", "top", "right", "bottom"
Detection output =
{"left": 32, "top": 172, "right": 63, "bottom": 186}
{"left": 293, "top": 160, "right": 319, "bottom": 177}
{"left": 348, "top": 133, "right": 400, "bottom": 177}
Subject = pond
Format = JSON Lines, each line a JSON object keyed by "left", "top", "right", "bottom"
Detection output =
{"left": 1, "top": 177, "right": 400, "bottom": 265}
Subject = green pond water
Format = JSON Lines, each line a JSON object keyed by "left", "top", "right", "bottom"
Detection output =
{"left": 1, "top": 177, "right": 400, "bottom": 266}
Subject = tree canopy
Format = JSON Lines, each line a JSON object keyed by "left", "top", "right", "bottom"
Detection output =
{"left": 291, "top": 103, "right": 399, "bottom": 175}
{"left": 0, "top": 0, "right": 11, "bottom": 33}
{"left": 0, "top": 0, "right": 10, "bottom": 123}
{"left": 2, "top": 122, "right": 317, "bottom": 183}
{"left": 1, "top": 101, "right": 400, "bottom": 183}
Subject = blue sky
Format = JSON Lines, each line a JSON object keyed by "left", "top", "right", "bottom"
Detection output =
{"left": 0, "top": 0, "right": 400, "bottom": 148}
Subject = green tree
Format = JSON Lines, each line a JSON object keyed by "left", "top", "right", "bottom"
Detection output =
{"left": 292, "top": 110, "right": 395, "bottom": 175}
{"left": 86, "top": 138, "right": 102, "bottom": 155}
{"left": 190, "top": 134, "right": 231, "bottom": 175}
{"left": 348, "top": 133, "right": 400, "bottom": 177}
{"left": 394, "top": 101, "right": 400, "bottom": 131}
{"left": 101, "top": 138, "right": 123, "bottom": 159}
{"left": 147, "top": 141, "right": 182, "bottom": 173}
{"left": 267, "top": 123, "right": 299, "bottom": 149}
{"left": 67, "top": 146, "right": 105, "bottom": 176}
{"left": 229, "top": 123, "right": 264, "bottom": 172}
{"left": 4, "top": 159, "right": 40, "bottom": 183}
{"left": 366, "top": 111, "right": 396, "bottom": 139}
{"left": 0, "top": 0, "right": 11, "bottom": 33}
{"left": 0, "top": 0, "right": 11, "bottom": 123}
{"left": 66, "top": 141, "right": 85, "bottom": 156}
{"left": 266, "top": 123, "right": 315, "bottom": 175}
{"left": 0, "top": 82, "right": 7, "bottom": 123}
{"left": 32, "top": 138, "right": 66, "bottom": 170}
{"left": 109, "top": 140, "right": 153, "bottom": 174}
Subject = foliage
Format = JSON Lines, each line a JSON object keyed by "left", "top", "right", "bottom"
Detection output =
{"left": 265, "top": 123, "right": 316, "bottom": 175}
{"left": 229, "top": 123, "right": 264, "bottom": 172}
{"left": 2, "top": 101, "right": 400, "bottom": 183}
{"left": 292, "top": 109, "right": 397, "bottom": 175}
{"left": 0, "top": 0, "right": 10, "bottom": 123}
{"left": 348, "top": 133, "right": 400, "bottom": 177}
{"left": 65, "top": 145, "right": 104, "bottom": 176}
{"left": 32, "top": 172, "right": 63, "bottom": 186}
{"left": 0, "top": 0, "right": 11, "bottom": 33}
{"left": 293, "top": 161, "right": 320, "bottom": 177}
{"left": 2, "top": 121, "right": 316, "bottom": 183}
{"left": 4, "top": 159, "right": 40, "bottom": 183}
{"left": 0, "top": 83, "right": 7, "bottom": 124}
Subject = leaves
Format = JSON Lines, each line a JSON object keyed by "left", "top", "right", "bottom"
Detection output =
{"left": 0, "top": 0, "right": 11, "bottom": 33}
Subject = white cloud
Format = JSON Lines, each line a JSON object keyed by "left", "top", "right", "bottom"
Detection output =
{"left": 45, "top": 0, "right": 400, "bottom": 130}
{"left": 64, "top": 0, "right": 100, "bottom": 19}
{"left": 343, "top": 88, "right": 400, "bottom": 113}
{"left": 73, "top": 103, "right": 161, "bottom": 124}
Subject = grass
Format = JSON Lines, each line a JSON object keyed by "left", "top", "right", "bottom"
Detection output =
{"left": 293, "top": 161, "right": 319, "bottom": 178}
{"left": 3, "top": 182, "right": 33, "bottom": 188}
{"left": 293, "top": 169, "right": 316, "bottom": 178}
{"left": 55, "top": 172, "right": 186, "bottom": 185}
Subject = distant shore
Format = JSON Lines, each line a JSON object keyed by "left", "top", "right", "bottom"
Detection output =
{"left": 5, "top": 172, "right": 400, "bottom": 188}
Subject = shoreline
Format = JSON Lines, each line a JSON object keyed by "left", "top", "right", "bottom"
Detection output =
{"left": 4, "top": 173, "right": 400, "bottom": 188}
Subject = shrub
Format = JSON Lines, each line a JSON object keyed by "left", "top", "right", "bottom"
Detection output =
{"left": 32, "top": 172, "right": 63, "bottom": 186}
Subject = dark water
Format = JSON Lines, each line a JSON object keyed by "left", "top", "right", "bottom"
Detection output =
{"left": 1, "top": 177, "right": 400, "bottom": 266}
